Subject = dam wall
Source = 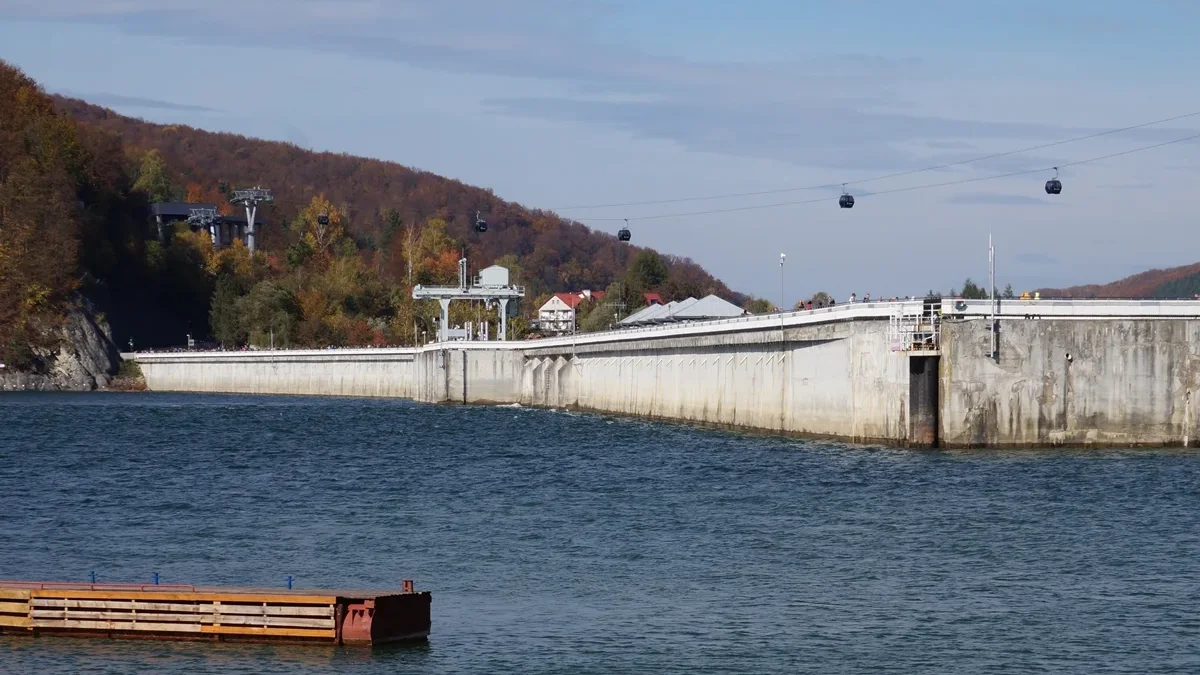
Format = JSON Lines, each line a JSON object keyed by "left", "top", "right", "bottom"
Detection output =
{"left": 134, "top": 299, "right": 1200, "bottom": 448}
{"left": 519, "top": 317, "right": 909, "bottom": 442}
{"left": 137, "top": 349, "right": 423, "bottom": 399}
{"left": 940, "top": 300, "right": 1200, "bottom": 447}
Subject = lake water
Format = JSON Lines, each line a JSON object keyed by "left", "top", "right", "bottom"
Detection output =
{"left": 1, "top": 392, "right": 1198, "bottom": 674}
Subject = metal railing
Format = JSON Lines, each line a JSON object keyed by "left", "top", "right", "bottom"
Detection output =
{"left": 887, "top": 300, "right": 941, "bottom": 352}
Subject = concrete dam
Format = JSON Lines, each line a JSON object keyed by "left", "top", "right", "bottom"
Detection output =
{"left": 132, "top": 299, "right": 1200, "bottom": 448}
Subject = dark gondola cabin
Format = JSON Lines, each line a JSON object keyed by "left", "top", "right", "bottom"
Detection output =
{"left": 839, "top": 193, "right": 855, "bottom": 209}
{"left": 618, "top": 227, "right": 631, "bottom": 242}
{"left": 474, "top": 212, "right": 488, "bottom": 233}
{"left": 1045, "top": 179, "right": 1062, "bottom": 195}
{"left": 317, "top": 213, "right": 329, "bottom": 225}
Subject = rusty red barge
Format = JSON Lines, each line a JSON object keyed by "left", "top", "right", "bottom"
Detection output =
{"left": 0, "top": 579, "right": 431, "bottom": 646}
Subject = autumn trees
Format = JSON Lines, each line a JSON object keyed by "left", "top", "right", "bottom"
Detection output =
{"left": 0, "top": 61, "right": 90, "bottom": 367}
{"left": 54, "top": 92, "right": 745, "bottom": 307}
{"left": 1, "top": 64, "right": 751, "bottom": 356}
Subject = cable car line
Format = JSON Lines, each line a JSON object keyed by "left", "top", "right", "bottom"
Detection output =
{"left": 552, "top": 110, "right": 1200, "bottom": 212}
{"left": 580, "top": 131, "right": 1200, "bottom": 223}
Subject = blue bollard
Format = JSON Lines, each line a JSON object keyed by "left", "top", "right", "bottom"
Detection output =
{"left": 89, "top": 570, "right": 96, "bottom": 584}
{"left": 286, "top": 575, "right": 294, "bottom": 590}
{"left": 153, "top": 572, "right": 160, "bottom": 585}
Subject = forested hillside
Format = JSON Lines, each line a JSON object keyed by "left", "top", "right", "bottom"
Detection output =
{"left": 0, "top": 61, "right": 153, "bottom": 369}
{"left": 53, "top": 95, "right": 747, "bottom": 336}
{"left": 0, "top": 59, "right": 754, "bottom": 363}
{"left": 1037, "top": 263, "right": 1200, "bottom": 299}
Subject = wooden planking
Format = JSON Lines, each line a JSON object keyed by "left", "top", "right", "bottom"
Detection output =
{"left": 30, "top": 589, "right": 335, "bottom": 604}
{"left": 201, "top": 615, "right": 334, "bottom": 629}
{"left": 31, "top": 610, "right": 204, "bottom": 624}
{"left": 29, "top": 599, "right": 332, "bottom": 616}
{"left": 26, "top": 618, "right": 336, "bottom": 638}
{"left": 30, "top": 619, "right": 203, "bottom": 633}
{"left": 211, "top": 604, "right": 333, "bottom": 617}
{"left": 0, "top": 600, "right": 29, "bottom": 614}
{"left": 200, "top": 624, "right": 336, "bottom": 639}
{"left": 0, "top": 588, "right": 31, "bottom": 601}
{"left": 29, "top": 610, "right": 333, "bottom": 629}
{"left": 0, "top": 614, "right": 31, "bottom": 628}
{"left": 32, "top": 599, "right": 206, "bottom": 612}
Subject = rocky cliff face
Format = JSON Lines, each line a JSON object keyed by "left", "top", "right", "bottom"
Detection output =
{"left": 0, "top": 300, "right": 121, "bottom": 392}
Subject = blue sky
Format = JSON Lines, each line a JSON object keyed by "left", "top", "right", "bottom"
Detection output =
{"left": 1, "top": 0, "right": 1198, "bottom": 302}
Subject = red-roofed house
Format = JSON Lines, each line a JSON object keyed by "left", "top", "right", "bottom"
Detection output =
{"left": 643, "top": 292, "right": 663, "bottom": 306}
{"left": 538, "top": 291, "right": 605, "bottom": 334}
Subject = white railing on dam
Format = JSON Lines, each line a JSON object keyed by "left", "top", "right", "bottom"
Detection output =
{"left": 133, "top": 298, "right": 1200, "bottom": 364}
{"left": 949, "top": 298, "right": 1200, "bottom": 318}
{"left": 134, "top": 300, "right": 913, "bottom": 363}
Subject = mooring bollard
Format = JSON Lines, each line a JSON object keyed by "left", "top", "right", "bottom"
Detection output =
{"left": 286, "top": 575, "right": 294, "bottom": 590}
{"left": 89, "top": 570, "right": 96, "bottom": 584}
{"left": 402, "top": 579, "right": 414, "bottom": 593}
{"left": 153, "top": 572, "right": 160, "bottom": 585}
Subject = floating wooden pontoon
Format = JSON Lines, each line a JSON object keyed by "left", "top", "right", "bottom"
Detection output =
{"left": 0, "top": 580, "right": 430, "bottom": 646}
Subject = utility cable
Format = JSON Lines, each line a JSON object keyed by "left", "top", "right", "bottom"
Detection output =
{"left": 554, "top": 110, "right": 1200, "bottom": 211}
{"left": 576, "top": 131, "right": 1200, "bottom": 223}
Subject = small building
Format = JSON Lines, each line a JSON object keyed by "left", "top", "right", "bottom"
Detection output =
{"left": 539, "top": 293, "right": 585, "bottom": 334}
{"left": 537, "top": 290, "right": 607, "bottom": 334}
{"left": 476, "top": 265, "right": 511, "bottom": 287}
{"left": 643, "top": 292, "right": 663, "bottom": 306}
{"left": 151, "top": 202, "right": 258, "bottom": 249}
{"left": 618, "top": 294, "right": 745, "bottom": 328}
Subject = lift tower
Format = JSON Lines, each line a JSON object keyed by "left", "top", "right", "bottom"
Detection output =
{"left": 186, "top": 207, "right": 222, "bottom": 248}
{"left": 230, "top": 187, "right": 273, "bottom": 254}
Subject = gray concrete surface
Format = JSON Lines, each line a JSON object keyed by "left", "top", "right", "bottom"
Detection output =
{"left": 133, "top": 300, "right": 1200, "bottom": 447}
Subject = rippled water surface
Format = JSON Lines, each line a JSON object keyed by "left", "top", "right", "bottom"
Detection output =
{"left": 1, "top": 392, "right": 1199, "bottom": 674}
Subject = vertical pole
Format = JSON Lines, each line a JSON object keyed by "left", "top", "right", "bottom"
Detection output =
{"left": 438, "top": 299, "right": 451, "bottom": 343}
{"left": 407, "top": 227, "right": 414, "bottom": 286}
{"left": 498, "top": 298, "right": 509, "bottom": 341}
{"left": 779, "top": 253, "right": 786, "bottom": 313}
{"left": 989, "top": 234, "right": 997, "bottom": 360}
{"left": 245, "top": 203, "right": 257, "bottom": 254}
{"left": 779, "top": 253, "right": 787, "bottom": 344}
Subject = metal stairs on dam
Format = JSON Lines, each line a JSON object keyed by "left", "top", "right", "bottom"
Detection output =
{"left": 887, "top": 297, "right": 942, "bottom": 355}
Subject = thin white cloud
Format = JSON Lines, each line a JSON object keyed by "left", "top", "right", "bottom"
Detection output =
{"left": 11, "top": 0, "right": 1192, "bottom": 175}
{"left": 58, "top": 90, "right": 220, "bottom": 112}
{"left": 945, "top": 191, "right": 1055, "bottom": 206}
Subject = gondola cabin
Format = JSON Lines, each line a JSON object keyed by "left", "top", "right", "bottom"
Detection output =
{"left": 839, "top": 193, "right": 855, "bottom": 209}
{"left": 1045, "top": 179, "right": 1062, "bottom": 195}
{"left": 618, "top": 227, "right": 631, "bottom": 242}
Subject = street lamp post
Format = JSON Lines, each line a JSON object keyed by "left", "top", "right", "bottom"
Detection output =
{"left": 779, "top": 253, "right": 787, "bottom": 312}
